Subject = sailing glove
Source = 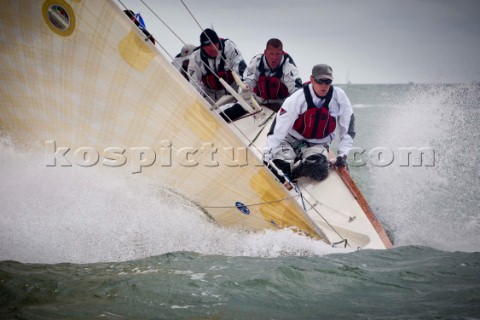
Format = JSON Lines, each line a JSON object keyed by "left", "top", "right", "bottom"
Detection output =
{"left": 239, "top": 87, "right": 253, "bottom": 101}
{"left": 262, "top": 147, "right": 273, "bottom": 164}
{"left": 335, "top": 155, "right": 347, "bottom": 168}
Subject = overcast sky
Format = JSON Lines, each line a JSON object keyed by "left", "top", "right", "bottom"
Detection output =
{"left": 120, "top": 0, "right": 480, "bottom": 84}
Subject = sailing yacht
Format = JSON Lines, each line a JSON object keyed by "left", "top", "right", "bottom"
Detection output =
{"left": 0, "top": 0, "right": 392, "bottom": 249}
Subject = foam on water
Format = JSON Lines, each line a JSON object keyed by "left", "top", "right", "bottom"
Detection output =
{"left": 0, "top": 138, "right": 347, "bottom": 264}
{"left": 368, "top": 84, "right": 480, "bottom": 252}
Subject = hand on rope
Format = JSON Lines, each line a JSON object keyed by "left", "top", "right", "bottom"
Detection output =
{"left": 262, "top": 147, "right": 273, "bottom": 164}
{"left": 239, "top": 86, "right": 253, "bottom": 102}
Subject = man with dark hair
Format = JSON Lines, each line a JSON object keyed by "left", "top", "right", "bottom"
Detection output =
{"left": 263, "top": 64, "right": 355, "bottom": 183}
{"left": 187, "top": 28, "right": 247, "bottom": 103}
{"left": 243, "top": 38, "right": 302, "bottom": 111}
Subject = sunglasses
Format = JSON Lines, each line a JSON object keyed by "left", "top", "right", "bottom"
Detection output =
{"left": 314, "top": 78, "right": 333, "bottom": 85}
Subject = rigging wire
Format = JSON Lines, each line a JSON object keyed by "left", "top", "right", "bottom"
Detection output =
{"left": 298, "top": 176, "right": 350, "bottom": 246}
{"left": 179, "top": 0, "right": 204, "bottom": 30}
{"left": 139, "top": 0, "right": 186, "bottom": 45}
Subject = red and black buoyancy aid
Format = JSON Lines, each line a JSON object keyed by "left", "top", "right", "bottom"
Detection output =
{"left": 254, "top": 54, "right": 291, "bottom": 100}
{"left": 292, "top": 84, "right": 336, "bottom": 139}
{"left": 200, "top": 39, "right": 234, "bottom": 91}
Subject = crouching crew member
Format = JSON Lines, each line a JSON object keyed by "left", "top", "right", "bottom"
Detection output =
{"left": 263, "top": 64, "right": 355, "bottom": 182}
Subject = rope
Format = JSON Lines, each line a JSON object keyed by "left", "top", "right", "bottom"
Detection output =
{"left": 265, "top": 160, "right": 305, "bottom": 209}
{"left": 297, "top": 181, "right": 351, "bottom": 247}
{"left": 179, "top": 0, "right": 204, "bottom": 30}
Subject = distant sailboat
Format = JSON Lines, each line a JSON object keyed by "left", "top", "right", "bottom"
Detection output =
{"left": 345, "top": 70, "right": 352, "bottom": 85}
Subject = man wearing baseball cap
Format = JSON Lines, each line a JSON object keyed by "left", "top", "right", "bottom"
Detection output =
{"left": 187, "top": 28, "right": 246, "bottom": 103}
{"left": 263, "top": 64, "right": 355, "bottom": 182}
{"left": 172, "top": 43, "right": 196, "bottom": 80}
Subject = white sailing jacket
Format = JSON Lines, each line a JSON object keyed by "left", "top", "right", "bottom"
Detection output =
{"left": 243, "top": 53, "right": 302, "bottom": 104}
{"left": 187, "top": 39, "right": 246, "bottom": 102}
{"left": 265, "top": 83, "right": 355, "bottom": 157}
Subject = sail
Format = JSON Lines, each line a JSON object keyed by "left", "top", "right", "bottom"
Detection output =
{"left": 0, "top": 0, "right": 322, "bottom": 238}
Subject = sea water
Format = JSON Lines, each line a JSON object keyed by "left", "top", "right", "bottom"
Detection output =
{"left": 1, "top": 84, "right": 479, "bottom": 319}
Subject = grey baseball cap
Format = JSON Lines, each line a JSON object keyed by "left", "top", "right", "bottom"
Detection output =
{"left": 312, "top": 64, "right": 333, "bottom": 80}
